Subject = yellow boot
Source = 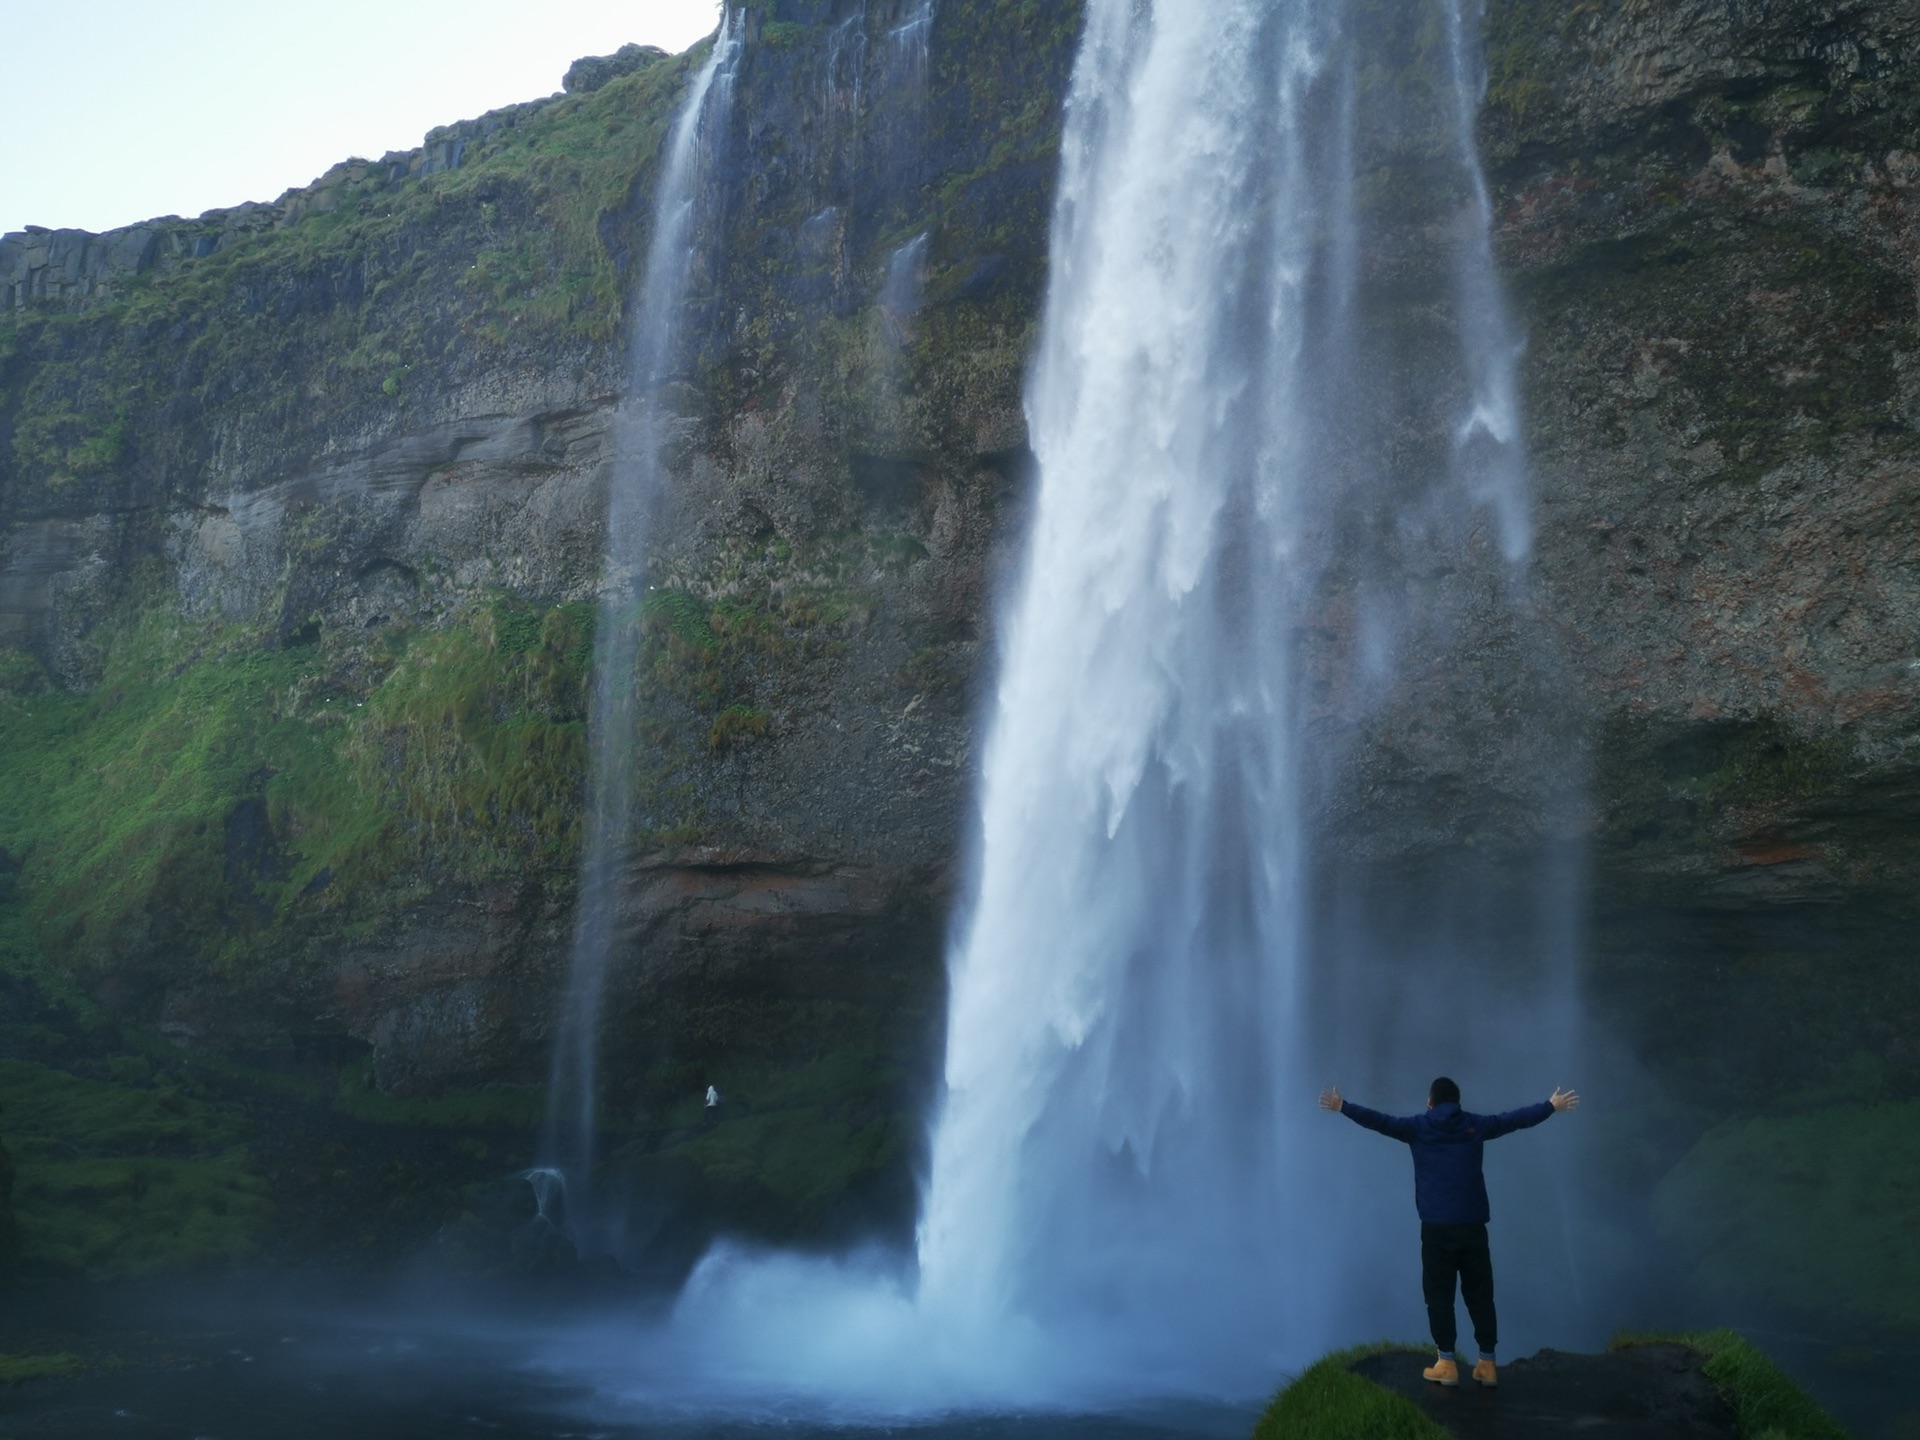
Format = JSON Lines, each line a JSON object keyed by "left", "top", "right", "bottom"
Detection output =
{"left": 1422, "top": 1354, "right": 1460, "bottom": 1386}
{"left": 1472, "top": 1357, "right": 1498, "bottom": 1387}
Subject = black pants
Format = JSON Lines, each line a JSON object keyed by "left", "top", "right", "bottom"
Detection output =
{"left": 1421, "top": 1222, "right": 1496, "bottom": 1354}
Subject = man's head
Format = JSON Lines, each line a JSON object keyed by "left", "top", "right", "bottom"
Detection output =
{"left": 1428, "top": 1076, "right": 1461, "bottom": 1109}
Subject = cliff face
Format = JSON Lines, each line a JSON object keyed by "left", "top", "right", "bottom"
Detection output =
{"left": 0, "top": 0, "right": 1914, "bottom": 1307}
{"left": 0, "top": 0, "right": 1074, "bottom": 1273}
{"left": 1482, "top": 0, "right": 1920, "bottom": 1116}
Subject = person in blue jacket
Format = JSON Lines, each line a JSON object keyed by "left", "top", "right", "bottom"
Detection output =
{"left": 1319, "top": 1076, "right": 1579, "bottom": 1389}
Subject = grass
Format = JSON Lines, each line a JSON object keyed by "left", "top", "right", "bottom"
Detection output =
{"left": 1613, "top": 1331, "right": 1851, "bottom": 1440}
{"left": 0, "top": 593, "right": 598, "bottom": 987}
{"left": 1259, "top": 1333, "right": 1847, "bottom": 1440}
{"left": 0, "top": 1353, "right": 84, "bottom": 1385}
{"left": 0, "top": 43, "right": 700, "bottom": 528}
{"left": 331, "top": 1057, "right": 546, "bottom": 1131}
{"left": 1651, "top": 1099, "right": 1920, "bottom": 1331}
{"left": 1252, "top": 1344, "right": 1450, "bottom": 1440}
{"left": 0, "top": 1058, "right": 271, "bottom": 1277}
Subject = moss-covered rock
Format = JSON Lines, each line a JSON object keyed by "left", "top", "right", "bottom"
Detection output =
{"left": 1253, "top": 1344, "right": 1449, "bottom": 1440}
{"left": 1653, "top": 1103, "right": 1920, "bottom": 1331}
{"left": 1260, "top": 1334, "right": 1847, "bottom": 1440}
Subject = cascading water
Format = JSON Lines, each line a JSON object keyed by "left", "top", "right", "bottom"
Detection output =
{"left": 538, "top": 0, "right": 1592, "bottom": 1414}
{"left": 537, "top": 13, "right": 743, "bottom": 1246}
{"left": 911, "top": 0, "right": 1585, "bottom": 1388}
{"left": 915, "top": 0, "right": 1337, "bottom": 1384}
{"left": 886, "top": 0, "right": 935, "bottom": 90}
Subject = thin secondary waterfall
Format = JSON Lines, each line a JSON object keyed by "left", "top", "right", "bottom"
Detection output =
{"left": 1441, "top": 0, "right": 1530, "bottom": 563}
{"left": 538, "top": 13, "right": 742, "bottom": 1240}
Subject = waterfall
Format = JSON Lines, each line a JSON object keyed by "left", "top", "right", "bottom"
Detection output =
{"left": 886, "top": 0, "right": 935, "bottom": 89}
{"left": 910, "top": 0, "right": 1582, "bottom": 1391}
{"left": 538, "top": 11, "right": 743, "bottom": 1245}
{"left": 538, "top": 0, "right": 1590, "bottom": 1413}
{"left": 914, "top": 0, "right": 1333, "bottom": 1381}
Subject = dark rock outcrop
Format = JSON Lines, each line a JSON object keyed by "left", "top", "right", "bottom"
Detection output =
{"left": 566, "top": 44, "right": 669, "bottom": 94}
{"left": 1352, "top": 1345, "right": 1739, "bottom": 1439}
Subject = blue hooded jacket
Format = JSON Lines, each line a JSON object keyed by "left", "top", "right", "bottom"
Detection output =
{"left": 1341, "top": 1097, "right": 1554, "bottom": 1225}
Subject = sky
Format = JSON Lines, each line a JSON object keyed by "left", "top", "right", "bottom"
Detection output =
{"left": 0, "top": 0, "right": 723, "bottom": 238}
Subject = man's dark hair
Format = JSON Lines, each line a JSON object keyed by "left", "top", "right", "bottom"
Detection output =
{"left": 1429, "top": 1076, "right": 1461, "bottom": 1106}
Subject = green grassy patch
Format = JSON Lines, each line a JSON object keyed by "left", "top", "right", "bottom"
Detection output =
{"left": 1651, "top": 1101, "right": 1920, "bottom": 1331}
{"left": 0, "top": 1352, "right": 84, "bottom": 1385}
{"left": 609, "top": 1041, "right": 924, "bottom": 1244}
{"left": 0, "top": 595, "right": 595, "bottom": 989}
{"left": 0, "top": 1058, "right": 270, "bottom": 1277}
{"left": 1252, "top": 1343, "right": 1450, "bottom": 1440}
{"left": 1260, "top": 1335, "right": 1845, "bottom": 1440}
{"left": 331, "top": 1057, "right": 546, "bottom": 1131}
{"left": 0, "top": 45, "right": 698, "bottom": 517}
{"left": 1613, "top": 1331, "right": 1850, "bottom": 1440}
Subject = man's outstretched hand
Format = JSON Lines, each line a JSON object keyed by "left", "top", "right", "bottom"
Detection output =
{"left": 1319, "top": 1086, "right": 1344, "bottom": 1113}
{"left": 1550, "top": 1087, "right": 1580, "bottom": 1112}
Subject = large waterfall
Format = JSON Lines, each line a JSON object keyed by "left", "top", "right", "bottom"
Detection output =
{"left": 908, "top": 0, "right": 1583, "bottom": 1388}
{"left": 537, "top": 13, "right": 743, "bottom": 1244}
{"left": 542, "top": 0, "right": 1588, "bottom": 1413}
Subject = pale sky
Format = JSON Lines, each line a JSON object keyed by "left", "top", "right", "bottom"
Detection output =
{"left": 0, "top": 0, "right": 723, "bottom": 237}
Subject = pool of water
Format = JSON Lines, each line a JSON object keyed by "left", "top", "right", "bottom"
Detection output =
{"left": 1, "top": 1280, "right": 1911, "bottom": 1440}
{"left": 0, "top": 1282, "right": 1259, "bottom": 1440}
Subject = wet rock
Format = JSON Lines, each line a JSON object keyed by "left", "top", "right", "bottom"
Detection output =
{"left": 1352, "top": 1345, "right": 1739, "bottom": 1439}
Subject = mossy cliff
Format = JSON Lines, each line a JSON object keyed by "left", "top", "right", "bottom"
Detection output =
{"left": 0, "top": 0, "right": 1915, "bottom": 1327}
{"left": 0, "top": 0, "right": 1079, "bottom": 1276}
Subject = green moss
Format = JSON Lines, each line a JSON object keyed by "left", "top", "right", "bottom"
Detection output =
{"left": 1252, "top": 1344, "right": 1451, "bottom": 1440}
{"left": 0, "top": 593, "right": 596, "bottom": 989}
{"left": 1481, "top": 0, "right": 1586, "bottom": 124}
{"left": 330, "top": 1057, "right": 545, "bottom": 1130}
{"left": 351, "top": 598, "right": 593, "bottom": 879}
{"left": 0, "top": 647, "right": 47, "bottom": 699}
{"left": 0, "top": 43, "right": 699, "bottom": 508}
{"left": 707, "top": 703, "right": 771, "bottom": 754}
{"left": 0, "top": 608, "right": 337, "bottom": 974}
{"left": 1650, "top": 1102, "right": 1920, "bottom": 1331}
{"left": 637, "top": 586, "right": 791, "bottom": 740}
{"left": 610, "top": 1043, "right": 923, "bottom": 1242}
{"left": 0, "top": 1353, "right": 84, "bottom": 1385}
{"left": 1612, "top": 1331, "right": 1849, "bottom": 1440}
{"left": 0, "top": 1058, "right": 270, "bottom": 1278}
{"left": 1261, "top": 1335, "right": 1846, "bottom": 1440}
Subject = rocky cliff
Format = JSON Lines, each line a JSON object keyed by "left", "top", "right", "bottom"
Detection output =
{"left": 0, "top": 0, "right": 1913, "bottom": 1323}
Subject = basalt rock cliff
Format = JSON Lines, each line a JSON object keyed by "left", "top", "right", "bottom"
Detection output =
{"left": 0, "top": 0, "right": 1914, "bottom": 1326}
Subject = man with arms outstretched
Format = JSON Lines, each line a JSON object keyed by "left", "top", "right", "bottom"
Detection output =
{"left": 1319, "top": 1076, "right": 1580, "bottom": 1388}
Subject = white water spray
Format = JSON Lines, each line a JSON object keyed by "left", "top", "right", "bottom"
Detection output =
{"left": 539, "top": 13, "right": 743, "bottom": 1239}
{"left": 915, "top": 0, "right": 1337, "bottom": 1387}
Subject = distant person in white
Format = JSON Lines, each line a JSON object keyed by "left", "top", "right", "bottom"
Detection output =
{"left": 705, "top": 1085, "right": 721, "bottom": 1108}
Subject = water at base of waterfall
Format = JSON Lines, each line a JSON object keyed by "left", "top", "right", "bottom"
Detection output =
{"left": 0, "top": 1281, "right": 1903, "bottom": 1440}
{"left": 0, "top": 1281, "right": 1255, "bottom": 1440}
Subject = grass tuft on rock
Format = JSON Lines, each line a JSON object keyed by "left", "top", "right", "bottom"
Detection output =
{"left": 1251, "top": 1343, "right": 1450, "bottom": 1440}
{"left": 1612, "top": 1330, "right": 1849, "bottom": 1440}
